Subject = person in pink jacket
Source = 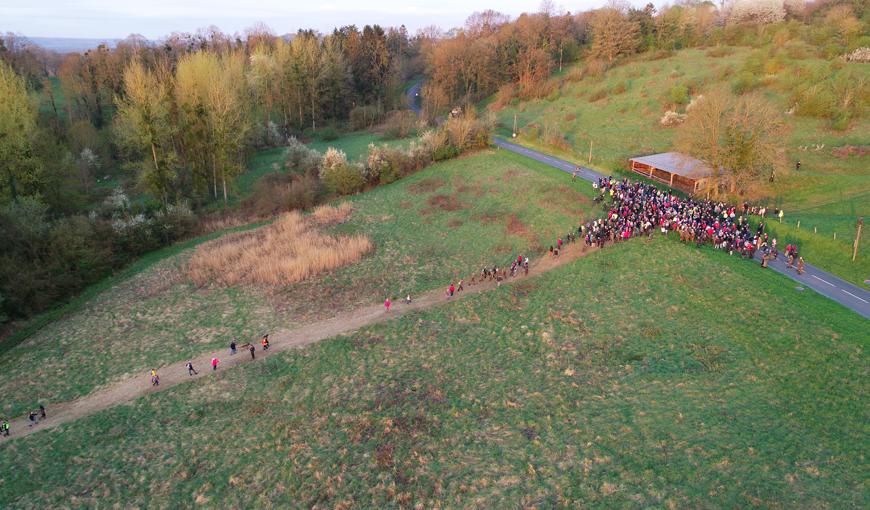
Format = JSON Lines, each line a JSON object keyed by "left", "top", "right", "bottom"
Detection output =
{"left": 384, "top": 297, "right": 392, "bottom": 312}
{"left": 211, "top": 357, "right": 219, "bottom": 371}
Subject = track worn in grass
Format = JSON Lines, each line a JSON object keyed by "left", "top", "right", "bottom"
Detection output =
{"left": 1, "top": 238, "right": 866, "bottom": 508}
{"left": 0, "top": 149, "right": 598, "bottom": 417}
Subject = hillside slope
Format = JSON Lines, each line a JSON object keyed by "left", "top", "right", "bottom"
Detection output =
{"left": 489, "top": 47, "right": 870, "bottom": 285}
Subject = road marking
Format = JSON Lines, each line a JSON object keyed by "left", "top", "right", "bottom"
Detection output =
{"left": 842, "top": 290, "right": 869, "bottom": 304}
{"left": 811, "top": 275, "right": 835, "bottom": 287}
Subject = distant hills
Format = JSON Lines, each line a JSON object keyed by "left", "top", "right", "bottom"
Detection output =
{"left": 28, "top": 37, "right": 122, "bottom": 53}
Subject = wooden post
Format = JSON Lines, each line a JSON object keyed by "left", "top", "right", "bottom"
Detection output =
{"left": 854, "top": 217, "right": 863, "bottom": 262}
{"left": 797, "top": 220, "right": 800, "bottom": 230}
{"left": 512, "top": 114, "right": 517, "bottom": 138}
{"left": 559, "top": 45, "right": 563, "bottom": 72}
{"left": 833, "top": 232, "right": 837, "bottom": 240}
{"left": 588, "top": 140, "right": 593, "bottom": 164}
{"left": 669, "top": 173, "right": 674, "bottom": 187}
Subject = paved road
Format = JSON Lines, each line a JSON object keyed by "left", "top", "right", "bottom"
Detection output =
{"left": 406, "top": 82, "right": 422, "bottom": 115}
{"left": 494, "top": 136, "right": 870, "bottom": 320}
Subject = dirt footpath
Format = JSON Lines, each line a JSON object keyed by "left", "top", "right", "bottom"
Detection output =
{"left": 1, "top": 243, "right": 597, "bottom": 441}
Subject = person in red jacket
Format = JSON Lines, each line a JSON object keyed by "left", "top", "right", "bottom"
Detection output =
{"left": 211, "top": 357, "right": 219, "bottom": 371}
{"left": 384, "top": 297, "right": 392, "bottom": 312}
{"left": 448, "top": 283, "right": 455, "bottom": 297}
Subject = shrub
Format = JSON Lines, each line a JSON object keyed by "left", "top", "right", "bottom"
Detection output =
{"left": 349, "top": 104, "right": 384, "bottom": 130}
{"left": 382, "top": 110, "right": 417, "bottom": 140}
{"left": 245, "top": 173, "right": 323, "bottom": 216}
{"left": 844, "top": 47, "right": 870, "bottom": 63}
{"left": 433, "top": 145, "right": 460, "bottom": 161}
{"left": 284, "top": 137, "right": 321, "bottom": 174}
{"left": 366, "top": 144, "right": 410, "bottom": 184}
{"left": 794, "top": 84, "right": 836, "bottom": 118}
{"left": 732, "top": 72, "right": 760, "bottom": 95}
{"left": 491, "top": 83, "right": 517, "bottom": 109}
{"left": 320, "top": 149, "right": 365, "bottom": 195}
{"left": 318, "top": 126, "right": 340, "bottom": 141}
{"left": 445, "top": 112, "right": 490, "bottom": 151}
{"left": 660, "top": 110, "right": 686, "bottom": 127}
{"left": 585, "top": 59, "right": 608, "bottom": 78}
{"left": 669, "top": 85, "right": 690, "bottom": 106}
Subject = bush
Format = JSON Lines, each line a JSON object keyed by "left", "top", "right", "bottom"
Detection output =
{"left": 433, "top": 145, "right": 460, "bottom": 161}
{"left": 284, "top": 137, "right": 321, "bottom": 174}
{"left": 349, "top": 104, "right": 384, "bottom": 131}
{"left": 244, "top": 173, "right": 323, "bottom": 217}
{"left": 669, "top": 85, "right": 690, "bottom": 105}
{"left": 732, "top": 72, "right": 760, "bottom": 95}
{"left": 320, "top": 148, "right": 365, "bottom": 195}
{"left": 794, "top": 84, "right": 836, "bottom": 118}
{"left": 318, "top": 126, "right": 340, "bottom": 141}
{"left": 382, "top": 110, "right": 417, "bottom": 140}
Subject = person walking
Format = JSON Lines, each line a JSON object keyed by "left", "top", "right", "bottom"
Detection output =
{"left": 2, "top": 419, "right": 9, "bottom": 436}
{"left": 384, "top": 297, "right": 392, "bottom": 312}
{"left": 230, "top": 340, "right": 237, "bottom": 355}
{"left": 797, "top": 256, "right": 805, "bottom": 275}
{"left": 28, "top": 411, "right": 37, "bottom": 427}
{"left": 405, "top": 294, "right": 411, "bottom": 305}
{"left": 261, "top": 334, "right": 270, "bottom": 351}
{"left": 211, "top": 357, "right": 219, "bottom": 371}
{"left": 249, "top": 344, "right": 256, "bottom": 360}
{"left": 150, "top": 369, "right": 159, "bottom": 386}
{"left": 39, "top": 404, "right": 46, "bottom": 420}
{"left": 186, "top": 361, "right": 198, "bottom": 376}
{"left": 448, "top": 283, "right": 455, "bottom": 297}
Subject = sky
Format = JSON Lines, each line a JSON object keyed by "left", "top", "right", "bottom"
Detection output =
{"left": 0, "top": 0, "right": 630, "bottom": 40}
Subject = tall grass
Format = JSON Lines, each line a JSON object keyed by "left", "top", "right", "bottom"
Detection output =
{"left": 187, "top": 203, "right": 372, "bottom": 286}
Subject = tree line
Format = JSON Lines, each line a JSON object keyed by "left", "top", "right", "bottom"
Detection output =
{"left": 422, "top": 0, "right": 868, "bottom": 110}
{"left": 0, "top": 24, "right": 423, "bottom": 326}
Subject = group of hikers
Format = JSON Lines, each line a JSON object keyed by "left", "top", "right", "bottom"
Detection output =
{"left": 383, "top": 253, "right": 535, "bottom": 312}
{"left": 149, "top": 334, "right": 272, "bottom": 386}
{"left": 1, "top": 404, "right": 45, "bottom": 438}
{"left": 564, "top": 176, "right": 803, "bottom": 272}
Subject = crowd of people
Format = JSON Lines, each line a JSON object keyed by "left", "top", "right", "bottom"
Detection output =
{"left": 570, "top": 176, "right": 802, "bottom": 271}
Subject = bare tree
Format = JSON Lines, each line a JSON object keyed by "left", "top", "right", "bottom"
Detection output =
{"left": 590, "top": 8, "right": 640, "bottom": 63}
{"left": 676, "top": 87, "right": 788, "bottom": 197}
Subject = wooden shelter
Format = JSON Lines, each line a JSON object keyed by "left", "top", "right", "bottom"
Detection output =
{"left": 629, "top": 152, "right": 719, "bottom": 194}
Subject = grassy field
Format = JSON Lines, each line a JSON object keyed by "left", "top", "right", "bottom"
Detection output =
{"left": 491, "top": 47, "right": 870, "bottom": 287}
{"left": 0, "top": 149, "right": 600, "bottom": 417}
{"left": 307, "top": 131, "right": 412, "bottom": 162}
{"left": 1, "top": 237, "right": 866, "bottom": 508}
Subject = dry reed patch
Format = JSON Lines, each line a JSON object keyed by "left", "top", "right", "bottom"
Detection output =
{"left": 187, "top": 204, "right": 371, "bottom": 286}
